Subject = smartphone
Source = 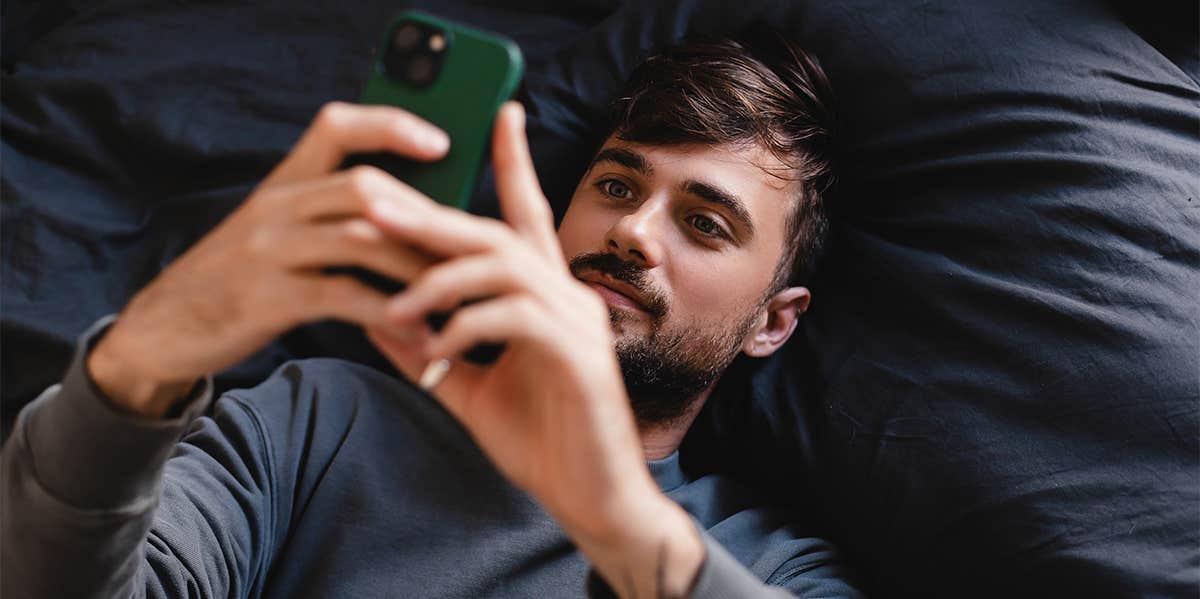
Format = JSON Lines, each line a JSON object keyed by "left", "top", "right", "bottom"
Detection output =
{"left": 347, "top": 11, "right": 524, "bottom": 210}
{"left": 341, "top": 12, "right": 524, "bottom": 365}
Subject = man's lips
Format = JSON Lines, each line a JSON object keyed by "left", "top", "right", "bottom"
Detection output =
{"left": 579, "top": 273, "right": 649, "bottom": 313}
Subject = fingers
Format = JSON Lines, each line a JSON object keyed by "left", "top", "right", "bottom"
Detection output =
{"left": 492, "top": 102, "right": 563, "bottom": 263}
{"left": 347, "top": 102, "right": 561, "bottom": 265}
{"left": 385, "top": 254, "right": 526, "bottom": 322}
{"left": 369, "top": 194, "right": 511, "bottom": 257}
{"left": 365, "top": 325, "right": 428, "bottom": 384}
{"left": 280, "top": 165, "right": 436, "bottom": 224}
{"left": 426, "top": 295, "right": 542, "bottom": 360}
{"left": 280, "top": 219, "right": 435, "bottom": 283}
{"left": 290, "top": 274, "right": 391, "bottom": 327}
{"left": 264, "top": 102, "right": 450, "bottom": 187}
{"left": 366, "top": 325, "right": 485, "bottom": 421}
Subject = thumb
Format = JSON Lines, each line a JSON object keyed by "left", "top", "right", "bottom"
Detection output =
{"left": 492, "top": 102, "right": 563, "bottom": 263}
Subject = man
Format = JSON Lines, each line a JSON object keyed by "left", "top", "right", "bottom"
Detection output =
{"left": 2, "top": 37, "right": 856, "bottom": 597}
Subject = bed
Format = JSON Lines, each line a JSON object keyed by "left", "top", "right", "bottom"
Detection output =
{"left": 3, "top": 1, "right": 1197, "bottom": 595}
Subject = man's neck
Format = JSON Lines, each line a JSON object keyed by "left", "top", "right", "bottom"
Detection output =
{"left": 637, "top": 387, "right": 714, "bottom": 461}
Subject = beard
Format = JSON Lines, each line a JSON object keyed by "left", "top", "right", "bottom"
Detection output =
{"left": 569, "top": 252, "right": 760, "bottom": 426}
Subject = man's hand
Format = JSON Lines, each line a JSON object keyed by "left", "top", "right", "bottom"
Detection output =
{"left": 88, "top": 102, "right": 449, "bottom": 418}
{"left": 366, "top": 103, "right": 704, "bottom": 598}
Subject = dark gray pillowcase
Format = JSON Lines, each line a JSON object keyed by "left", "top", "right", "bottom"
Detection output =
{"left": 3, "top": 1, "right": 1196, "bottom": 596}
{"left": 676, "top": 2, "right": 1199, "bottom": 596}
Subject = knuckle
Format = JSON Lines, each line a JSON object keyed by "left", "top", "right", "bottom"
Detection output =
{"left": 338, "top": 219, "right": 380, "bottom": 246}
{"left": 314, "top": 101, "right": 349, "bottom": 132}
{"left": 244, "top": 227, "right": 278, "bottom": 260}
{"left": 346, "top": 165, "right": 385, "bottom": 198}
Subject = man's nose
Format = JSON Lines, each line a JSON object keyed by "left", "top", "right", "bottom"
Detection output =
{"left": 604, "top": 201, "right": 665, "bottom": 268}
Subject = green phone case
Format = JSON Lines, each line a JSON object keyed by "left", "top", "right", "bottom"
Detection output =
{"left": 357, "top": 12, "right": 524, "bottom": 210}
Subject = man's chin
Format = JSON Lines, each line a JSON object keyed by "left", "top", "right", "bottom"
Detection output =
{"left": 607, "top": 306, "right": 640, "bottom": 330}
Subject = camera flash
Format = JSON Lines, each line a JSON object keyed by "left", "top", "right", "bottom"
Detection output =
{"left": 428, "top": 33, "right": 446, "bottom": 52}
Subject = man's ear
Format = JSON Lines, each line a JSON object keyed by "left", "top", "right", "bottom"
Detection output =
{"left": 741, "top": 286, "right": 811, "bottom": 358}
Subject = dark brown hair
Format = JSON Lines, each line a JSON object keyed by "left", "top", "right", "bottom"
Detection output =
{"left": 609, "top": 33, "right": 837, "bottom": 290}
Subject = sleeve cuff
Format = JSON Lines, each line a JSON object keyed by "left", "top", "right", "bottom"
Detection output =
{"left": 585, "top": 525, "right": 794, "bottom": 599}
{"left": 686, "top": 531, "right": 794, "bottom": 599}
{"left": 22, "top": 315, "right": 213, "bottom": 508}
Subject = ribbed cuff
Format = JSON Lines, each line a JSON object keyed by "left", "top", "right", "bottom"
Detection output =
{"left": 23, "top": 315, "right": 213, "bottom": 509}
{"left": 585, "top": 525, "right": 791, "bottom": 599}
{"left": 687, "top": 531, "right": 792, "bottom": 599}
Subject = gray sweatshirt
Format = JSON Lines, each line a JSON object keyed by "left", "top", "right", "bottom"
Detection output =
{"left": 1, "top": 317, "right": 862, "bottom": 598}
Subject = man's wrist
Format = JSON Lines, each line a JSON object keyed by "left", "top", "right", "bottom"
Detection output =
{"left": 86, "top": 326, "right": 196, "bottom": 419}
{"left": 567, "top": 486, "right": 705, "bottom": 599}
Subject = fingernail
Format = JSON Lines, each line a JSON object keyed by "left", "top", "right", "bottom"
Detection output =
{"left": 506, "top": 102, "right": 525, "bottom": 128}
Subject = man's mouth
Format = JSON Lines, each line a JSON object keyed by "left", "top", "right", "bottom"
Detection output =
{"left": 568, "top": 253, "right": 668, "bottom": 319}
{"left": 579, "top": 273, "right": 649, "bottom": 313}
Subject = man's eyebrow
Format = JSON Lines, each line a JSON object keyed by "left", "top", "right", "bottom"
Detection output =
{"left": 590, "top": 147, "right": 653, "bottom": 176}
{"left": 683, "top": 180, "right": 756, "bottom": 239}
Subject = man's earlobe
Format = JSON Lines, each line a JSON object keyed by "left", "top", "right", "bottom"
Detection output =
{"left": 742, "top": 287, "right": 811, "bottom": 358}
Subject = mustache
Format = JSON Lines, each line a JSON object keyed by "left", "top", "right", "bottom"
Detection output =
{"left": 569, "top": 252, "right": 669, "bottom": 319}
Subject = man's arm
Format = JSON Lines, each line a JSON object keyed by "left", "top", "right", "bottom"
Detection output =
{"left": 1, "top": 319, "right": 272, "bottom": 597}
{"left": 1, "top": 103, "right": 454, "bottom": 597}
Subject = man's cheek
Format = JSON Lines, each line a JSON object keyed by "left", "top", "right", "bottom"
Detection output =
{"left": 679, "top": 275, "right": 752, "bottom": 332}
{"left": 675, "top": 266, "right": 729, "bottom": 309}
{"left": 557, "top": 214, "right": 600, "bottom": 257}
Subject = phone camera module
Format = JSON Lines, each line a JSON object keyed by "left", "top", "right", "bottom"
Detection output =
{"left": 382, "top": 20, "right": 448, "bottom": 90}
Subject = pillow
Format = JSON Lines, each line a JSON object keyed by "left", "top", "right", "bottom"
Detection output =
{"left": 682, "top": 2, "right": 1198, "bottom": 595}
{"left": 4, "top": 2, "right": 1196, "bottom": 596}
{"left": 0, "top": 0, "right": 609, "bottom": 413}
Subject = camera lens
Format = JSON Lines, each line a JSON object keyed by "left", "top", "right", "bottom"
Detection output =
{"left": 406, "top": 55, "right": 434, "bottom": 86}
{"left": 393, "top": 24, "right": 420, "bottom": 53}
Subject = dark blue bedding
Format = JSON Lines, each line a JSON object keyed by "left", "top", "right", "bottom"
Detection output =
{"left": 3, "top": 1, "right": 1197, "bottom": 596}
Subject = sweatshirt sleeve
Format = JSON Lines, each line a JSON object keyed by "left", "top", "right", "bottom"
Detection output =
{"left": 684, "top": 532, "right": 803, "bottom": 599}
{"left": 583, "top": 532, "right": 794, "bottom": 599}
{"left": 586, "top": 527, "right": 865, "bottom": 599}
{"left": 0, "top": 316, "right": 279, "bottom": 598}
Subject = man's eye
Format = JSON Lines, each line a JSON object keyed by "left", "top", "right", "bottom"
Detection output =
{"left": 689, "top": 215, "right": 727, "bottom": 239}
{"left": 598, "top": 179, "right": 633, "bottom": 200}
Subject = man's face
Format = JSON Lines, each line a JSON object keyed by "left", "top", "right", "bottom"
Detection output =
{"left": 558, "top": 137, "right": 799, "bottom": 423}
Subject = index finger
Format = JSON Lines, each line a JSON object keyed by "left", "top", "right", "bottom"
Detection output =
{"left": 491, "top": 102, "right": 563, "bottom": 265}
{"left": 263, "top": 102, "right": 451, "bottom": 187}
